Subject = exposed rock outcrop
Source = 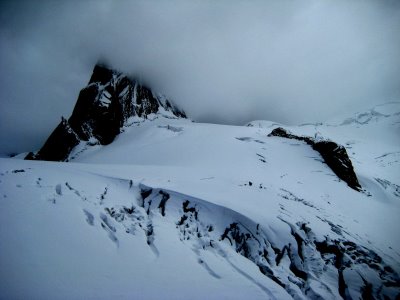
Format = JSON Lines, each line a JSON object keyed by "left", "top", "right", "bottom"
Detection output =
{"left": 26, "top": 63, "right": 186, "bottom": 161}
{"left": 25, "top": 118, "right": 79, "bottom": 162}
{"left": 268, "top": 127, "right": 362, "bottom": 191}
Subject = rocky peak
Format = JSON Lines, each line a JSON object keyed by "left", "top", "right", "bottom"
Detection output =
{"left": 26, "top": 63, "right": 186, "bottom": 161}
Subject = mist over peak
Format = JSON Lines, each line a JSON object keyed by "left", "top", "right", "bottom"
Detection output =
{"left": 0, "top": 0, "right": 399, "bottom": 154}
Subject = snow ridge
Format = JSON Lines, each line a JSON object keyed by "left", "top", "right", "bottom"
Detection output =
{"left": 268, "top": 127, "right": 361, "bottom": 191}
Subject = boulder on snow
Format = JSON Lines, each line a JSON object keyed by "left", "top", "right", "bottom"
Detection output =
{"left": 268, "top": 127, "right": 362, "bottom": 191}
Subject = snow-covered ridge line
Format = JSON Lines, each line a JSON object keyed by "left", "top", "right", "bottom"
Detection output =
{"left": 268, "top": 127, "right": 361, "bottom": 191}
{"left": 339, "top": 102, "right": 400, "bottom": 126}
{"left": 1, "top": 158, "right": 398, "bottom": 299}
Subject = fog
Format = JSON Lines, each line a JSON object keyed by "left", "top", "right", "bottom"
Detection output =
{"left": 0, "top": 0, "right": 399, "bottom": 154}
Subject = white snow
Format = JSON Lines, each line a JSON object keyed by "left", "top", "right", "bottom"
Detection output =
{"left": 0, "top": 102, "right": 399, "bottom": 299}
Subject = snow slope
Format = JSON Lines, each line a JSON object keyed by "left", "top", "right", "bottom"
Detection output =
{"left": 1, "top": 102, "right": 399, "bottom": 299}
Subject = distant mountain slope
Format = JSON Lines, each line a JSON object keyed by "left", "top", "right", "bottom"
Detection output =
{"left": 26, "top": 64, "right": 186, "bottom": 161}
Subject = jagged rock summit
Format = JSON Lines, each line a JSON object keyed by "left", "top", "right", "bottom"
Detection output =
{"left": 26, "top": 64, "right": 186, "bottom": 161}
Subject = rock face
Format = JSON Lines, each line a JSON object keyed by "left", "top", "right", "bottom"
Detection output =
{"left": 268, "top": 127, "right": 362, "bottom": 191}
{"left": 25, "top": 118, "right": 80, "bottom": 162}
{"left": 26, "top": 64, "right": 186, "bottom": 161}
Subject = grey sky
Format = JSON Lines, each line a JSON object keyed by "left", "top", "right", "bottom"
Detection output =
{"left": 0, "top": 0, "right": 399, "bottom": 154}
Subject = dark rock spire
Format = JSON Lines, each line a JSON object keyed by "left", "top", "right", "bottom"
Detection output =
{"left": 26, "top": 63, "right": 186, "bottom": 161}
{"left": 25, "top": 117, "right": 79, "bottom": 162}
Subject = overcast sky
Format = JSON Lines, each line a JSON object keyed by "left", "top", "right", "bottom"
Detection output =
{"left": 0, "top": 0, "right": 399, "bottom": 154}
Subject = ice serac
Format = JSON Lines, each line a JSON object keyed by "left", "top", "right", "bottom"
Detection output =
{"left": 268, "top": 127, "right": 362, "bottom": 191}
{"left": 25, "top": 63, "right": 186, "bottom": 161}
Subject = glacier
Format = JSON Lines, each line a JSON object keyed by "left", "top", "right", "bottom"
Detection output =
{"left": 1, "top": 65, "right": 399, "bottom": 299}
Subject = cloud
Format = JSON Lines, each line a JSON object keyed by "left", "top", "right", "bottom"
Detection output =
{"left": 0, "top": 0, "right": 399, "bottom": 154}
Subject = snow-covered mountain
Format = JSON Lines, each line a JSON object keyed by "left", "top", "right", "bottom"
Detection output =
{"left": 25, "top": 64, "right": 186, "bottom": 161}
{"left": 1, "top": 65, "right": 399, "bottom": 299}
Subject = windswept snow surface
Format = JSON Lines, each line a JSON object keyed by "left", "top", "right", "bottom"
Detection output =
{"left": 1, "top": 102, "right": 399, "bottom": 299}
